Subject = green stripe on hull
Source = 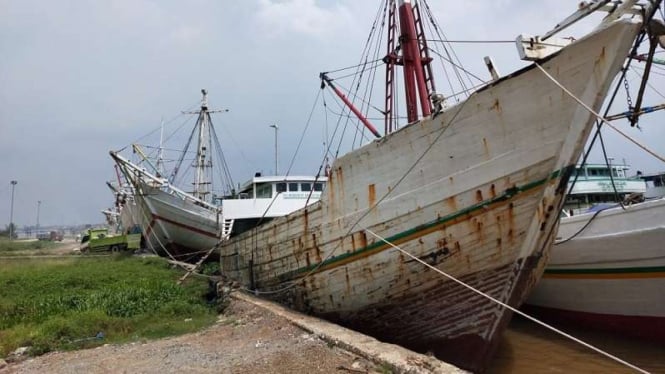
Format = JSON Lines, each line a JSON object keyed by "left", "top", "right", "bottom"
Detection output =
{"left": 269, "top": 165, "right": 572, "bottom": 281}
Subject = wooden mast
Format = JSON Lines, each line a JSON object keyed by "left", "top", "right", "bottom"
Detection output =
{"left": 396, "top": 0, "right": 432, "bottom": 123}
{"left": 324, "top": 0, "right": 436, "bottom": 137}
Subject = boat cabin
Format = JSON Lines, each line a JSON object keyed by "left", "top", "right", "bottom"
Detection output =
{"left": 234, "top": 175, "right": 326, "bottom": 200}
{"left": 221, "top": 175, "right": 327, "bottom": 236}
{"left": 641, "top": 171, "right": 665, "bottom": 199}
{"left": 564, "top": 163, "right": 646, "bottom": 215}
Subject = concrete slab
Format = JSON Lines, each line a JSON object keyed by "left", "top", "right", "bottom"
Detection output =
{"left": 232, "top": 291, "right": 468, "bottom": 374}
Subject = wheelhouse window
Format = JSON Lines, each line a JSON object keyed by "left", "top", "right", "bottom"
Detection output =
{"left": 314, "top": 182, "right": 324, "bottom": 191}
{"left": 301, "top": 183, "right": 311, "bottom": 192}
{"left": 256, "top": 183, "right": 272, "bottom": 198}
{"left": 289, "top": 182, "right": 299, "bottom": 192}
{"left": 276, "top": 183, "right": 287, "bottom": 193}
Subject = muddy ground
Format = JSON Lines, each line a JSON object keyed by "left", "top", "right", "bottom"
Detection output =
{"left": 2, "top": 297, "right": 384, "bottom": 374}
{"left": 2, "top": 240, "right": 462, "bottom": 374}
{"left": 2, "top": 292, "right": 464, "bottom": 374}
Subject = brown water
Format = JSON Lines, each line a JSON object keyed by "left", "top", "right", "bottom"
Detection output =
{"left": 489, "top": 315, "right": 665, "bottom": 373}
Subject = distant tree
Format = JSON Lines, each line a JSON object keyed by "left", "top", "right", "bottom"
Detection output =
{"left": 0, "top": 223, "right": 18, "bottom": 239}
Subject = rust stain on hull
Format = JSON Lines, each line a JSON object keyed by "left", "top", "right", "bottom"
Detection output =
{"left": 368, "top": 183, "right": 376, "bottom": 208}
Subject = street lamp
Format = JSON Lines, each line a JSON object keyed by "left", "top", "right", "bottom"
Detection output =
{"left": 9, "top": 180, "right": 17, "bottom": 241}
{"left": 269, "top": 124, "right": 279, "bottom": 175}
{"left": 608, "top": 157, "right": 615, "bottom": 177}
{"left": 36, "top": 200, "right": 41, "bottom": 237}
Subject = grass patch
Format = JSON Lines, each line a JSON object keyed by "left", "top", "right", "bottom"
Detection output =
{"left": 0, "top": 256, "right": 218, "bottom": 357}
{"left": 0, "top": 238, "right": 61, "bottom": 253}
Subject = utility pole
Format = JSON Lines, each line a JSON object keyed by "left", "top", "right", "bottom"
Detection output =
{"left": 269, "top": 124, "right": 279, "bottom": 175}
{"left": 9, "top": 180, "right": 17, "bottom": 241}
{"left": 36, "top": 200, "right": 41, "bottom": 237}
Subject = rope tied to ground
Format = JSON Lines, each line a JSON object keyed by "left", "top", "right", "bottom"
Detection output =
{"left": 363, "top": 227, "right": 650, "bottom": 374}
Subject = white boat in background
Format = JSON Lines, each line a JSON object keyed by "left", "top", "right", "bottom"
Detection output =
{"left": 563, "top": 162, "right": 646, "bottom": 215}
{"left": 217, "top": 1, "right": 660, "bottom": 372}
{"left": 525, "top": 197, "right": 665, "bottom": 341}
{"left": 642, "top": 171, "right": 665, "bottom": 199}
{"left": 223, "top": 174, "right": 327, "bottom": 236}
{"left": 111, "top": 90, "right": 326, "bottom": 262}
{"left": 105, "top": 180, "right": 141, "bottom": 235}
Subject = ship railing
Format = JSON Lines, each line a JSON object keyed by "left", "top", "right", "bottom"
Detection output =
{"left": 112, "top": 151, "right": 221, "bottom": 213}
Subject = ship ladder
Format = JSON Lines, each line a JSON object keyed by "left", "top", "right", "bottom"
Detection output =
{"left": 222, "top": 219, "right": 234, "bottom": 240}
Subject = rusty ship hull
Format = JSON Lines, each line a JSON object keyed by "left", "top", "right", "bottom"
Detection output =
{"left": 220, "top": 19, "right": 641, "bottom": 372}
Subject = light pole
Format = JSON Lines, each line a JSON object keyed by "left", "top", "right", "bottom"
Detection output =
{"left": 36, "top": 200, "right": 41, "bottom": 237}
{"left": 269, "top": 124, "right": 279, "bottom": 175}
{"left": 608, "top": 157, "right": 615, "bottom": 177}
{"left": 9, "top": 180, "right": 17, "bottom": 241}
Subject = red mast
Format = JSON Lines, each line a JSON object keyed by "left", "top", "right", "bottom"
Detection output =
{"left": 384, "top": 0, "right": 434, "bottom": 129}
{"left": 324, "top": 0, "right": 435, "bottom": 138}
{"left": 384, "top": 3, "right": 398, "bottom": 134}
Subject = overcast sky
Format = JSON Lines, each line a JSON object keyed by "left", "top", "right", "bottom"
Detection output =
{"left": 1, "top": 0, "right": 664, "bottom": 228}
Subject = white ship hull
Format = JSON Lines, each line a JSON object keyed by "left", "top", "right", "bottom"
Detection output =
{"left": 220, "top": 19, "right": 641, "bottom": 373}
{"left": 133, "top": 180, "right": 221, "bottom": 261}
{"left": 118, "top": 197, "right": 140, "bottom": 232}
{"left": 525, "top": 198, "right": 665, "bottom": 341}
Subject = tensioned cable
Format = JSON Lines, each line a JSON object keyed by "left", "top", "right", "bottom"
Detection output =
{"left": 539, "top": 49, "right": 665, "bottom": 243}
{"left": 321, "top": 58, "right": 384, "bottom": 76}
{"left": 629, "top": 66, "right": 665, "bottom": 98}
{"left": 115, "top": 158, "right": 219, "bottom": 268}
{"left": 363, "top": 228, "right": 650, "bottom": 374}
{"left": 421, "top": 1, "right": 475, "bottom": 93}
{"left": 562, "top": 26, "right": 652, "bottom": 225}
{"left": 128, "top": 100, "right": 200, "bottom": 149}
{"left": 246, "top": 91, "right": 472, "bottom": 296}
{"left": 323, "top": 78, "right": 388, "bottom": 122}
{"left": 284, "top": 88, "right": 323, "bottom": 176}
{"left": 427, "top": 48, "right": 487, "bottom": 85}
{"left": 555, "top": 207, "right": 610, "bottom": 245}
{"left": 536, "top": 63, "right": 665, "bottom": 163}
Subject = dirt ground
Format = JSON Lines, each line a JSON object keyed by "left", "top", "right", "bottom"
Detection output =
{"left": 0, "top": 238, "right": 82, "bottom": 258}
{"left": 2, "top": 297, "right": 383, "bottom": 374}
{"left": 2, "top": 241, "right": 462, "bottom": 374}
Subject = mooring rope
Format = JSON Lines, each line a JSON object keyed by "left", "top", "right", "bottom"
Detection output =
{"left": 241, "top": 92, "right": 473, "bottom": 296}
{"left": 363, "top": 228, "right": 650, "bottom": 374}
{"left": 535, "top": 63, "right": 665, "bottom": 164}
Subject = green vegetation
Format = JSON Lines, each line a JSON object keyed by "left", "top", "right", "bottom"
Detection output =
{"left": 0, "top": 237, "right": 61, "bottom": 253}
{"left": 0, "top": 256, "right": 218, "bottom": 357}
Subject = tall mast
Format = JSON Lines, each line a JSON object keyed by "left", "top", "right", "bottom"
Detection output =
{"left": 180, "top": 89, "right": 212, "bottom": 201}
{"left": 383, "top": 0, "right": 434, "bottom": 131}
{"left": 156, "top": 117, "right": 165, "bottom": 176}
{"left": 194, "top": 89, "right": 210, "bottom": 201}
{"left": 178, "top": 89, "right": 228, "bottom": 202}
{"left": 384, "top": 2, "right": 398, "bottom": 134}
{"left": 322, "top": 0, "right": 435, "bottom": 138}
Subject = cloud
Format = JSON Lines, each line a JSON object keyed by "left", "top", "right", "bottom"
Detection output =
{"left": 254, "top": 0, "right": 354, "bottom": 38}
{"left": 169, "top": 25, "right": 204, "bottom": 44}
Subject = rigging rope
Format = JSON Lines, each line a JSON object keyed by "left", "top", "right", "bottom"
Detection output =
{"left": 535, "top": 63, "right": 665, "bottom": 164}
{"left": 629, "top": 66, "right": 665, "bottom": 98}
{"left": 424, "top": 39, "right": 514, "bottom": 43}
{"left": 246, "top": 90, "right": 471, "bottom": 296}
{"left": 562, "top": 27, "right": 652, "bottom": 229}
{"left": 421, "top": 1, "right": 474, "bottom": 95}
{"left": 128, "top": 100, "right": 200, "bottom": 148}
{"left": 284, "top": 88, "right": 323, "bottom": 176}
{"left": 363, "top": 228, "right": 650, "bottom": 374}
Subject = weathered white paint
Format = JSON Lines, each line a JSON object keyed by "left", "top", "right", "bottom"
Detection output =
{"left": 135, "top": 180, "right": 221, "bottom": 256}
{"left": 219, "top": 18, "right": 642, "bottom": 372}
